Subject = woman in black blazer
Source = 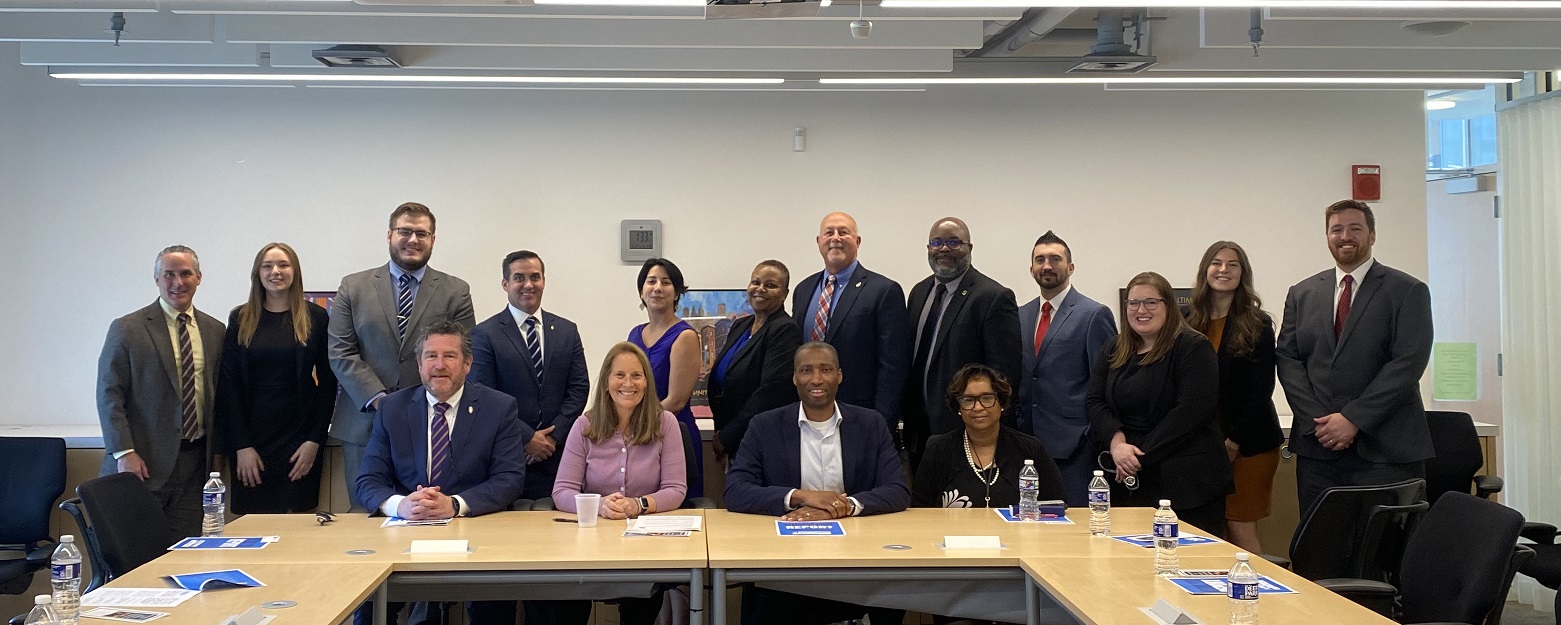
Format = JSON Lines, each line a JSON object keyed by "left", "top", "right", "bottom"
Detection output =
{"left": 707, "top": 260, "right": 804, "bottom": 468}
{"left": 216, "top": 243, "right": 338, "bottom": 514}
{"left": 1185, "top": 241, "right": 1284, "bottom": 554}
{"left": 1086, "top": 271, "right": 1230, "bottom": 537}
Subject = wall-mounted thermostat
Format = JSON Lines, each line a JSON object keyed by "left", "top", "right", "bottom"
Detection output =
{"left": 621, "top": 220, "right": 662, "bottom": 263}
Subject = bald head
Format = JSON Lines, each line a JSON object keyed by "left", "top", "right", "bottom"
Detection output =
{"left": 816, "top": 212, "right": 862, "bottom": 274}
{"left": 927, "top": 216, "right": 974, "bottom": 282}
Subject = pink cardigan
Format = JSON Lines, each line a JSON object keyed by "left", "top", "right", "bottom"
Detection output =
{"left": 552, "top": 410, "right": 687, "bottom": 513}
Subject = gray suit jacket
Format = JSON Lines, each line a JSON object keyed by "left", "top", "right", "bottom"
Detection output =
{"left": 1276, "top": 261, "right": 1434, "bottom": 464}
{"left": 328, "top": 264, "right": 475, "bottom": 446}
{"left": 96, "top": 300, "right": 225, "bottom": 491}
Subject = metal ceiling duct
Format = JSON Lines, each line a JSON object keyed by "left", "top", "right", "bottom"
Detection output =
{"left": 966, "top": 7, "right": 1076, "bottom": 58}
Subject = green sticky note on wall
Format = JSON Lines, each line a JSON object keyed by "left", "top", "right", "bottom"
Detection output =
{"left": 1433, "top": 342, "right": 1479, "bottom": 401}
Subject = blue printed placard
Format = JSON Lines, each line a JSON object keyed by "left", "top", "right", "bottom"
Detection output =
{"left": 992, "top": 507, "right": 1073, "bottom": 524}
{"left": 168, "top": 536, "right": 275, "bottom": 550}
{"left": 776, "top": 521, "right": 845, "bottom": 536}
{"left": 1108, "top": 534, "right": 1219, "bottom": 548}
{"left": 167, "top": 569, "right": 265, "bottom": 591}
{"left": 1167, "top": 576, "right": 1296, "bottom": 595}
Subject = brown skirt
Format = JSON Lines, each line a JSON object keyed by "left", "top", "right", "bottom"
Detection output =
{"left": 1226, "top": 447, "right": 1281, "bottom": 523}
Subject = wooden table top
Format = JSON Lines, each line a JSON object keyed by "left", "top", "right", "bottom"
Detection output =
{"left": 1022, "top": 556, "right": 1396, "bottom": 625}
{"left": 704, "top": 507, "right": 1238, "bottom": 568}
{"left": 94, "top": 562, "right": 391, "bottom": 625}
{"left": 154, "top": 510, "right": 708, "bottom": 571}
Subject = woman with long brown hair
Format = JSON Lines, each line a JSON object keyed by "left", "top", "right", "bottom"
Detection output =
{"left": 1186, "top": 241, "right": 1284, "bottom": 553}
{"left": 1086, "top": 272, "right": 1229, "bottom": 535}
{"left": 216, "top": 242, "right": 337, "bottom": 513}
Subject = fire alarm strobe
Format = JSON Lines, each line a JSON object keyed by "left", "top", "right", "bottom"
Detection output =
{"left": 1352, "top": 165, "right": 1382, "bottom": 202}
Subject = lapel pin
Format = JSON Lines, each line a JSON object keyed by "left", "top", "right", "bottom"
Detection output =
{"left": 961, "top": 290, "right": 968, "bottom": 296}
{"left": 467, "top": 406, "right": 474, "bottom": 414}
{"left": 855, "top": 282, "right": 862, "bottom": 288}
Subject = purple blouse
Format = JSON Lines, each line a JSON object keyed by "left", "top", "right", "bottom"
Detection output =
{"left": 552, "top": 410, "right": 688, "bottom": 514}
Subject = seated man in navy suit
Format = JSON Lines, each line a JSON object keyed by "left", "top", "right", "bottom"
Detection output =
{"left": 355, "top": 320, "right": 527, "bottom": 624}
{"left": 725, "top": 341, "right": 909, "bottom": 625}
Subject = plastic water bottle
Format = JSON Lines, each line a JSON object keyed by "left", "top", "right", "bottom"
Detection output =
{"left": 49, "top": 535, "right": 81, "bottom": 625}
{"left": 23, "top": 595, "right": 59, "bottom": 625}
{"left": 1153, "top": 499, "right": 1179, "bottom": 576}
{"left": 1228, "top": 551, "right": 1259, "bottom": 625}
{"left": 1017, "top": 460, "right": 1041, "bottom": 521}
{"left": 201, "top": 472, "right": 226, "bottom": 537}
{"left": 1088, "top": 470, "right": 1111, "bottom": 537}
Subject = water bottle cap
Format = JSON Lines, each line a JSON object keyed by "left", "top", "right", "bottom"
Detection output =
{"left": 60, "top": 535, "right": 74, "bottom": 543}
{"left": 209, "top": 472, "right": 221, "bottom": 477}
{"left": 1024, "top": 459, "right": 1034, "bottom": 465}
{"left": 1159, "top": 499, "right": 1171, "bottom": 507}
{"left": 1093, "top": 470, "right": 1103, "bottom": 476}
{"left": 1236, "top": 552, "right": 1250, "bottom": 561}
{"left": 34, "top": 595, "right": 51, "bottom": 605}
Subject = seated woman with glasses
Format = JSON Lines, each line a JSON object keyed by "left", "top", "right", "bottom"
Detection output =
{"left": 1086, "top": 272, "right": 1230, "bottom": 537}
{"left": 912, "top": 364, "right": 1065, "bottom": 509}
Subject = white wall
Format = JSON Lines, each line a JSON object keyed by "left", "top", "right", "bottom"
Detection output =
{"left": 0, "top": 42, "right": 1429, "bottom": 427}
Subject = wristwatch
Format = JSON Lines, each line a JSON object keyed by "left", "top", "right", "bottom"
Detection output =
{"left": 638, "top": 497, "right": 651, "bottom": 515}
{"left": 451, "top": 497, "right": 463, "bottom": 517}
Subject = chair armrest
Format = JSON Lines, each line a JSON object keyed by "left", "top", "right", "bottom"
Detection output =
{"left": 1521, "top": 522, "right": 1558, "bottom": 544}
{"left": 508, "top": 498, "right": 534, "bottom": 512}
{"left": 1259, "top": 553, "right": 1291, "bottom": 569}
{"left": 24, "top": 543, "right": 54, "bottom": 565}
{"left": 1315, "top": 578, "right": 1397, "bottom": 617}
{"left": 530, "top": 497, "right": 556, "bottom": 511}
{"left": 10, "top": 613, "right": 28, "bottom": 625}
{"left": 683, "top": 497, "right": 717, "bottom": 510}
{"left": 1474, "top": 475, "right": 1504, "bottom": 499}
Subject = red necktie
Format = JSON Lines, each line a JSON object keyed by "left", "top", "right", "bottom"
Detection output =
{"left": 1334, "top": 274, "right": 1354, "bottom": 340}
{"left": 812, "top": 275, "right": 836, "bottom": 342}
{"left": 1034, "top": 302, "right": 1052, "bottom": 356}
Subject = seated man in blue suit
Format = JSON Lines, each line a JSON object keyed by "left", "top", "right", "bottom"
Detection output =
{"left": 725, "top": 341, "right": 909, "bottom": 625}
{"left": 355, "top": 320, "right": 527, "bottom": 625}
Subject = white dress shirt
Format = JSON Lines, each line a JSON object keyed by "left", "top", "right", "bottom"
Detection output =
{"left": 783, "top": 402, "right": 863, "bottom": 516}
{"left": 379, "top": 385, "right": 470, "bottom": 518}
{"left": 1036, "top": 284, "right": 1072, "bottom": 337}
{"left": 1334, "top": 256, "right": 1376, "bottom": 314}
{"left": 507, "top": 304, "right": 546, "bottom": 361}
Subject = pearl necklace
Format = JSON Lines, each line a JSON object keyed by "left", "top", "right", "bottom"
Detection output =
{"left": 963, "top": 433, "right": 1000, "bottom": 507}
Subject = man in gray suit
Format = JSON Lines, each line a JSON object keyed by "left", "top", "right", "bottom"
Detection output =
{"left": 330, "top": 202, "right": 476, "bottom": 509}
{"left": 97, "top": 245, "right": 225, "bottom": 538}
{"left": 1277, "top": 199, "right": 1434, "bottom": 515}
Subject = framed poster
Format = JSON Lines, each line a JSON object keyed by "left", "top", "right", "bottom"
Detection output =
{"left": 680, "top": 289, "right": 753, "bottom": 418}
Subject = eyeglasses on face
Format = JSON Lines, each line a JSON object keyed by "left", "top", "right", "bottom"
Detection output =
{"left": 957, "top": 393, "right": 1000, "bottom": 410}
{"left": 927, "top": 238, "right": 967, "bottom": 250}
{"left": 1125, "top": 298, "right": 1166, "bottom": 311}
{"left": 393, "top": 227, "right": 434, "bottom": 241}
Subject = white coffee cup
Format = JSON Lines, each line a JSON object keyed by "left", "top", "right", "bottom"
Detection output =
{"left": 575, "top": 494, "right": 602, "bottom": 527}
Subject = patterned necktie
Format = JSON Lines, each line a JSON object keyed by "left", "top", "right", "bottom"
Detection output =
{"left": 429, "top": 402, "right": 452, "bottom": 488}
{"left": 1034, "top": 302, "right": 1052, "bottom": 356}
{"left": 176, "top": 313, "right": 201, "bottom": 441}
{"left": 1334, "top": 274, "right": 1354, "bottom": 340}
{"left": 812, "top": 274, "right": 836, "bottom": 341}
{"left": 524, "top": 316, "right": 544, "bottom": 385}
{"left": 396, "top": 273, "right": 415, "bottom": 339}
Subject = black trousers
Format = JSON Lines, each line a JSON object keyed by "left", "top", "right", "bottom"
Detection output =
{"left": 1296, "top": 452, "right": 1425, "bottom": 519}
{"left": 151, "top": 438, "right": 207, "bottom": 539}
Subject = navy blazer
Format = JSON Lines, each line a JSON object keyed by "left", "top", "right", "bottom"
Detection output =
{"left": 792, "top": 264, "right": 912, "bottom": 430}
{"left": 724, "top": 402, "right": 910, "bottom": 516}
{"left": 355, "top": 381, "right": 527, "bottom": 516}
{"left": 903, "top": 267, "right": 1023, "bottom": 439}
{"left": 1016, "top": 288, "right": 1117, "bottom": 459}
{"left": 469, "top": 308, "right": 587, "bottom": 496}
{"left": 706, "top": 311, "right": 803, "bottom": 454}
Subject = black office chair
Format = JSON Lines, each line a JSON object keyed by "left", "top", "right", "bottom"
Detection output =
{"left": 508, "top": 498, "right": 535, "bottom": 511}
{"left": 1515, "top": 521, "right": 1561, "bottom": 604}
{"left": 1279, "top": 478, "right": 1428, "bottom": 584}
{"left": 0, "top": 437, "right": 66, "bottom": 596}
{"left": 59, "top": 472, "right": 176, "bottom": 591}
{"left": 1425, "top": 411, "right": 1503, "bottom": 504}
{"left": 1318, "top": 491, "right": 1532, "bottom": 625}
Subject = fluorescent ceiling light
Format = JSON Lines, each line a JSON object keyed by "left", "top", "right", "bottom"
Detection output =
{"left": 1425, "top": 99, "right": 1458, "bottom": 109}
{"left": 52, "top": 72, "right": 781, "bottom": 84}
{"left": 821, "top": 76, "right": 1518, "bottom": 84}
{"left": 533, "top": 0, "right": 703, "bottom": 5}
{"left": 883, "top": 0, "right": 1561, "bottom": 7}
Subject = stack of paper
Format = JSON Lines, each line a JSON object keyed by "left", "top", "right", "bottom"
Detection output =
{"left": 623, "top": 515, "right": 702, "bottom": 537}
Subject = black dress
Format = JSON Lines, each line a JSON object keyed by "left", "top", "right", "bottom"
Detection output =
{"left": 911, "top": 426, "right": 1066, "bottom": 508}
{"left": 218, "top": 304, "right": 337, "bottom": 514}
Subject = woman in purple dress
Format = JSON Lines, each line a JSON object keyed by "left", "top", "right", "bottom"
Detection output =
{"left": 627, "top": 258, "right": 705, "bottom": 497}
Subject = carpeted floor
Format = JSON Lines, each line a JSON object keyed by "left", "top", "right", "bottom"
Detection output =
{"left": 1503, "top": 600, "right": 1557, "bottom": 625}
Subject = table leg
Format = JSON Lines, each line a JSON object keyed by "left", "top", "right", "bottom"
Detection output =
{"left": 1025, "top": 575, "right": 1038, "bottom": 625}
{"left": 689, "top": 567, "right": 705, "bottom": 625}
{"left": 374, "top": 581, "right": 388, "bottom": 625}
{"left": 711, "top": 568, "right": 727, "bottom": 625}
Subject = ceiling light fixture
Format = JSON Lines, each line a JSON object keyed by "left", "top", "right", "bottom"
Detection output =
{"left": 820, "top": 76, "right": 1518, "bottom": 84}
{"left": 882, "top": 0, "right": 1561, "bottom": 8}
{"left": 51, "top": 72, "right": 783, "bottom": 84}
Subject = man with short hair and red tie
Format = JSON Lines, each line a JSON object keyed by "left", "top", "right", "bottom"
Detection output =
{"left": 1277, "top": 200, "right": 1434, "bottom": 516}
{"left": 1016, "top": 231, "right": 1117, "bottom": 506}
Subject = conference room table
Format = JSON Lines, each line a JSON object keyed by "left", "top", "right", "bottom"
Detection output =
{"left": 93, "top": 562, "right": 391, "bottom": 625}
{"left": 146, "top": 510, "right": 709, "bottom": 625}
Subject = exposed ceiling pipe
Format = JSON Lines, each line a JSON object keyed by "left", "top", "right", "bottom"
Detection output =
{"left": 965, "top": 7, "right": 1077, "bottom": 58}
{"left": 1090, "top": 8, "right": 1131, "bottom": 56}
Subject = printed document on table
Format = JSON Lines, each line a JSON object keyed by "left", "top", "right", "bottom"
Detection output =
{"left": 81, "top": 588, "right": 200, "bottom": 608}
{"left": 626, "top": 516, "right": 702, "bottom": 533}
{"left": 381, "top": 517, "right": 455, "bottom": 528}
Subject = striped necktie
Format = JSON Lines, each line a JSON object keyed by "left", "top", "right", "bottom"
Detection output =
{"left": 812, "top": 274, "right": 836, "bottom": 341}
{"left": 429, "top": 402, "right": 452, "bottom": 488}
{"left": 176, "top": 313, "right": 202, "bottom": 441}
{"left": 524, "top": 316, "right": 544, "bottom": 385}
{"left": 396, "top": 273, "right": 415, "bottom": 339}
